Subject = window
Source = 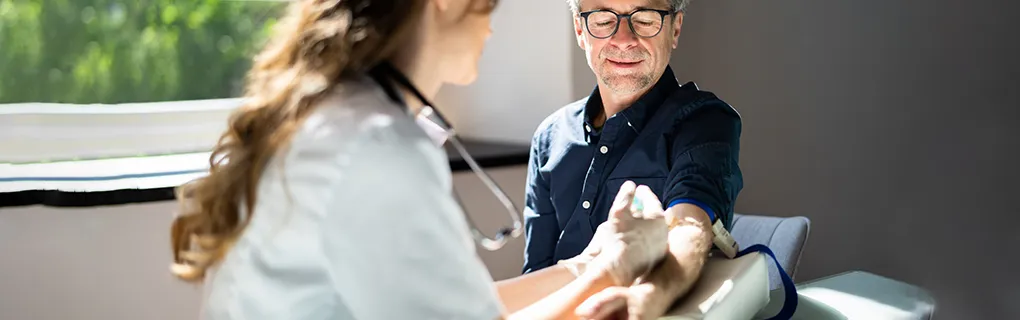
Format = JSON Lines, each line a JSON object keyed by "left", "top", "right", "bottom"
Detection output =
{"left": 0, "top": 0, "right": 289, "bottom": 166}
{"left": 0, "top": 0, "right": 286, "bottom": 104}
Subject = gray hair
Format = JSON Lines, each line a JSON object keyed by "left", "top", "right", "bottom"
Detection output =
{"left": 567, "top": 0, "right": 691, "bottom": 14}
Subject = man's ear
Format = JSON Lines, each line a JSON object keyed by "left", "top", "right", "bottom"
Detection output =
{"left": 671, "top": 13, "right": 683, "bottom": 49}
{"left": 574, "top": 15, "right": 587, "bottom": 50}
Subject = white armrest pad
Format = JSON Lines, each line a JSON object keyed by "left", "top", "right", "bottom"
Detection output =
{"left": 756, "top": 270, "right": 935, "bottom": 320}
{"left": 663, "top": 253, "right": 771, "bottom": 320}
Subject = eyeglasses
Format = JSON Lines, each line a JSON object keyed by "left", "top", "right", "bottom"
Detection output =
{"left": 416, "top": 106, "right": 524, "bottom": 251}
{"left": 579, "top": 9, "right": 674, "bottom": 39}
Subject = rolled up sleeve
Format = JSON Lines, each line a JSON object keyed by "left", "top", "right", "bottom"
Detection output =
{"left": 522, "top": 134, "right": 559, "bottom": 274}
{"left": 663, "top": 103, "right": 744, "bottom": 231}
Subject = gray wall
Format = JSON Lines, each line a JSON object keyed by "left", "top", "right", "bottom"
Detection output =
{"left": 662, "top": 1, "right": 1019, "bottom": 319}
{"left": 439, "top": 0, "right": 574, "bottom": 144}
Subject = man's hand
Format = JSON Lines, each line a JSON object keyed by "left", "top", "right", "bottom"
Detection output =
{"left": 574, "top": 254, "right": 688, "bottom": 320}
{"left": 574, "top": 282, "right": 671, "bottom": 320}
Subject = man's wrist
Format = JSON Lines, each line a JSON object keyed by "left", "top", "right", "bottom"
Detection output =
{"left": 640, "top": 253, "right": 693, "bottom": 299}
{"left": 631, "top": 276, "right": 679, "bottom": 316}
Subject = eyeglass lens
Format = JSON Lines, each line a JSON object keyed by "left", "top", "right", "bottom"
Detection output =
{"left": 586, "top": 10, "right": 664, "bottom": 38}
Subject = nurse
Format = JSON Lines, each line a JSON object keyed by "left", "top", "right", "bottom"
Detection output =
{"left": 168, "top": 0, "right": 669, "bottom": 319}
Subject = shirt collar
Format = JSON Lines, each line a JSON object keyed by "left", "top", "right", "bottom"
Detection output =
{"left": 582, "top": 65, "right": 682, "bottom": 135}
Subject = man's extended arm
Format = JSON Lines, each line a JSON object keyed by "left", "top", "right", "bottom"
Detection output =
{"left": 649, "top": 103, "right": 743, "bottom": 310}
{"left": 577, "top": 104, "right": 743, "bottom": 319}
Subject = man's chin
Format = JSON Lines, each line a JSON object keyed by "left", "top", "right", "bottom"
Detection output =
{"left": 601, "top": 75, "right": 652, "bottom": 94}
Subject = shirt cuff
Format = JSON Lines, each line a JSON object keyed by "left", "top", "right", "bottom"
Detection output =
{"left": 667, "top": 198, "right": 716, "bottom": 223}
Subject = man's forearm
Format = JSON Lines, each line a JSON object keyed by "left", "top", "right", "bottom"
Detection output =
{"left": 639, "top": 204, "right": 715, "bottom": 306}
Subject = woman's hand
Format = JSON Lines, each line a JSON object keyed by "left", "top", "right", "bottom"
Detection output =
{"left": 554, "top": 214, "right": 624, "bottom": 278}
{"left": 508, "top": 182, "right": 668, "bottom": 320}
{"left": 583, "top": 181, "right": 669, "bottom": 286}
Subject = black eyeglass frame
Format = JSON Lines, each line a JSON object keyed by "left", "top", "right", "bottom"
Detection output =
{"left": 578, "top": 8, "right": 675, "bottom": 39}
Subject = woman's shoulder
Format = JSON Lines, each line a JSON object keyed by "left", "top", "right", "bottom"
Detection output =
{"left": 301, "top": 77, "right": 418, "bottom": 143}
{"left": 292, "top": 78, "right": 428, "bottom": 151}
{"left": 273, "top": 76, "right": 451, "bottom": 187}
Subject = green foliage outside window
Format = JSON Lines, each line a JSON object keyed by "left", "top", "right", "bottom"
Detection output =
{"left": 0, "top": 0, "right": 285, "bottom": 104}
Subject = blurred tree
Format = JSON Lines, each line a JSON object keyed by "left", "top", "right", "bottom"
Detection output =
{"left": 0, "top": 0, "right": 284, "bottom": 104}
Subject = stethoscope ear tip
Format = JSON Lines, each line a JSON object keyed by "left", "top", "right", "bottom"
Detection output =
{"left": 498, "top": 225, "right": 524, "bottom": 238}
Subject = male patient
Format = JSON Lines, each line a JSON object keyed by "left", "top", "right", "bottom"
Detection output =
{"left": 522, "top": 0, "right": 742, "bottom": 317}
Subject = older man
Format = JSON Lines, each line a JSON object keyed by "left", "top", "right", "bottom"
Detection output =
{"left": 522, "top": 0, "right": 743, "bottom": 317}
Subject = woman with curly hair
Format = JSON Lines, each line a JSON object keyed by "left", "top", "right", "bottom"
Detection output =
{"left": 168, "top": 0, "right": 668, "bottom": 319}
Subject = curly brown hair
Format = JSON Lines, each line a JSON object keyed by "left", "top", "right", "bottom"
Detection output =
{"left": 168, "top": 0, "right": 455, "bottom": 282}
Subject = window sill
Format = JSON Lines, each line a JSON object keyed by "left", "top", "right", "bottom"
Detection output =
{"left": 0, "top": 141, "right": 529, "bottom": 208}
{"left": 1, "top": 99, "right": 529, "bottom": 208}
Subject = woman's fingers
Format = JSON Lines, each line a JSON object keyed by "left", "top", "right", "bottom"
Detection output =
{"left": 609, "top": 181, "right": 638, "bottom": 221}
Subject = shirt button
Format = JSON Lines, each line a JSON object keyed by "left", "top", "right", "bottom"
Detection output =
{"left": 582, "top": 201, "right": 591, "bottom": 209}
{"left": 585, "top": 125, "right": 591, "bottom": 132}
{"left": 600, "top": 146, "right": 609, "bottom": 154}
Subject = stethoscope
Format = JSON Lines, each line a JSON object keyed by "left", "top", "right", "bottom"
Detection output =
{"left": 368, "top": 62, "right": 524, "bottom": 251}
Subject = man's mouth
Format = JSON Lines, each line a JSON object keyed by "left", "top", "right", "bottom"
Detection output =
{"left": 607, "top": 58, "right": 642, "bottom": 68}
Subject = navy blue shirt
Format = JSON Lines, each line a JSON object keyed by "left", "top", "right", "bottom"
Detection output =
{"left": 522, "top": 66, "right": 744, "bottom": 273}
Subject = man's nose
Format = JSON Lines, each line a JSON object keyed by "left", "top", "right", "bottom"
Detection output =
{"left": 609, "top": 18, "right": 638, "bottom": 48}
